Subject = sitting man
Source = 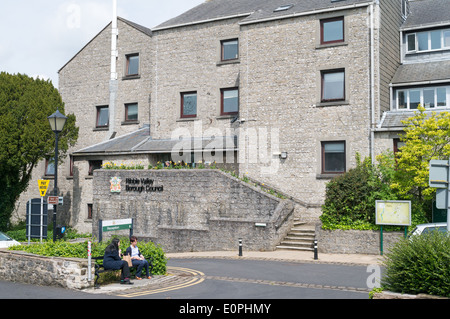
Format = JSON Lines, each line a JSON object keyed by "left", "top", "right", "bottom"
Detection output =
{"left": 125, "top": 236, "right": 152, "bottom": 280}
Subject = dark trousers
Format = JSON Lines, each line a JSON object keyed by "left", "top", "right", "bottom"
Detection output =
{"left": 131, "top": 259, "right": 150, "bottom": 277}
{"left": 120, "top": 261, "right": 131, "bottom": 280}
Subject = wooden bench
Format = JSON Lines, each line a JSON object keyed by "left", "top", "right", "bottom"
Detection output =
{"left": 92, "top": 255, "right": 154, "bottom": 288}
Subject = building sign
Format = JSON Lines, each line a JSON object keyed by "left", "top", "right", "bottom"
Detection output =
{"left": 102, "top": 218, "right": 133, "bottom": 232}
{"left": 110, "top": 176, "right": 122, "bottom": 193}
{"left": 110, "top": 176, "right": 163, "bottom": 193}
{"left": 375, "top": 200, "right": 411, "bottom": 226}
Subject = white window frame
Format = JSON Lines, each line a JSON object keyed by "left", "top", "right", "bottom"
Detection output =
{"left": 406, "top": 29, "right": 450, "bottom": 53}
{"left": 395, "top": 86, "right": 449, "bottom": 110}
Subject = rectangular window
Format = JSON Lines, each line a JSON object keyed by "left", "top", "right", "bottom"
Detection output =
{"left": 126, "top": 54, "right": 139, "bottom": 76}
{"left": 87, "top": 204, "right": 93, "bottom": 219}
{"left": 45, "top": 157, "right": 55, "bottom": 176}
{"left": 430, "top": 30, "right": 442, "bottom": 50}
{"left": 423, "top": 89, "right": 435, "bottom": 108}
{"left": 221, "top": 88, "right": 239, "bottom": 115}
{"left": 322, "top": 141, "right": 346, "bottom": 174}
{"left": 88, "top": 160, "right": 102, "bottom": 176}
{"left": 321, "top": 17, "right": 344, "bottom": 45}
{"left": 321, "top": 69, "right": 345, "bottom": 102}
{"left": 221, "top": 39, "right": 239, "bottom": 61}
{"left": 417, "top": 32, "right": 429, "bottom": 51}
{"left": 398, "top": 90, "right": 406, "bottom": 109}
{"left": 407, "top": 33, "right": 416, "bottom": 52}
{"left": 437, "top": 87, "right": 447, "bottom": 107}
{"left": 181, "top": 92, "right": 197, "bottom": 118}
{"left": 125, "top": 103, "right": 138, "bottom": 122}
{"left": 396, "top": 87, "right": 448, "bottom": 110}
{"left": 444, "top": 30, "right": 450, "bottom": 47}
{"left": 96, "top": 106, "right": 109, "bottom": 127}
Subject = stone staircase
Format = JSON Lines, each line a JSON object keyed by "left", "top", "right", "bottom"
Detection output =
{"left": 276, "top": 219, "right": 315, "bottom": 251}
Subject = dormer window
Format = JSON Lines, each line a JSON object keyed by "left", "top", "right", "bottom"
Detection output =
{"left": 406, "top": 29, "right": 450, "bottom": 53}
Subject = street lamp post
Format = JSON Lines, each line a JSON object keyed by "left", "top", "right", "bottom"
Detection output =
{"left": 47, "top": 110, "right": 67, "bottom": 242}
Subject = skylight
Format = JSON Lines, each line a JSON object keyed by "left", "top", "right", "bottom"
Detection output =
{"left": 274, "top": 4, "right": 294, "bottom": 12}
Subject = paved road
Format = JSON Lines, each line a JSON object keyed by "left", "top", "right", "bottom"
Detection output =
{"left": 0, "top": 257, "right": 374, "bottom": 301}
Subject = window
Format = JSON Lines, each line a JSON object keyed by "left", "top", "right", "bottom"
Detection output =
{"left": 45, "top": 157, "right": 55, "bottom": 176}
{"left": 181, "top": 92, "right": 197, "bottom": 118}
{"left": 221, "top": 88, "right": 239, "bottom": 115}
{"left": 322, "top": 141, "right": 346, "bottom": 174}
{"left": 88, "top": 160, "right": 102, "bottom": 176}
{"left": 125, "top": 103, "right": 138, "bottom": 122}
{"left": 126, "top": 54, "right": 139, "bottom": 76}
{"left": 406, "top": 29, "right": 450, "bottom": 53}
{"left": 320, "top": 17, "right": 344, "bottom": 45}
{"left": 87, "top": 204, "right": 93, "bottom": 219}
{"left": 274, "top": 4, "right": 293, "bottom": 12}
{"left": 221, "top": 39, "right": 239, "bottom": 61}
{"left": 321, "top": 69, "right": 345, "bottom": 102}
{"left": 395, "top": 87, "right": 448, "bottom": 110}
{"left": 96, "top": 106, "right": 109, "bottom": 127}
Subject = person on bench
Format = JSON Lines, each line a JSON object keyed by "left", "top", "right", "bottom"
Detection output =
{"left": 125, "top": 236, "right": 152, "bottom": 280}
{"left": 103, "top": 238, "right": 133, "bottom": 285}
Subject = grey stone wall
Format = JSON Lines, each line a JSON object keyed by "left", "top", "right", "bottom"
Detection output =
{"left": 315, "top": 224, "right": 405, "bottom": 255}
{"left": 93, "top": 169, "right": 294, "bottom": 252}
{"left": 0, "top": 250, "right": 91, "bottom": 290}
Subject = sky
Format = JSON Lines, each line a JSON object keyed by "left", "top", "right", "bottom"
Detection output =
{"left": 0, "top": 0, "right": 205, "bottom": 87}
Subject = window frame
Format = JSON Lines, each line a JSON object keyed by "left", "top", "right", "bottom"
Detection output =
{"left": 180, "top": 91, "right": 197, "bottom": 118}
{"left": 96, "top": 105, "right": 109, "bottom": 128}
{"left": 88, "top": 160, "right": 103, "bottom": 176}
{"left": 321, "top": 69, "right": 346, "bottom": 102}
{"left": 124, "top": 103, "right": 139, "bottom": 122}
{"left": 320, "top": 16, "right": 345, "bottom": 45}
{"left": 125, "top": 53, "right": 139, "bottom": 77}
{"left": 406, "top": 29, "right": 450, "bottom": 53}
{"left": 321, "top": 141, "right": 346, "bottom": 174}
{"left": 221, "top": 39, "right": 239, "bottom": 61}
{"left": 395, "top": 86, "right": 449, "bottom": 110}
{"left": 220, "top": 87, "right": 239, "bottom": 116}
{"left": 45, "top": 157, "right": 55, "bottom": 176}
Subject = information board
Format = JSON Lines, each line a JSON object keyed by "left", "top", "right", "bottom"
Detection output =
{"left": 375, "top": 200, "right": 411, "bottom": 226}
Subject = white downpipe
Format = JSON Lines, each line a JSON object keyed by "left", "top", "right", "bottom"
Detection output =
{"left": 111, "top": 0, "right": 118, "bottom": 81}
{"left": 370, "top": 3, "right": 375, "bottom": 164}
{"left": 109, "top": 0, "right": 118, "bottom": 139}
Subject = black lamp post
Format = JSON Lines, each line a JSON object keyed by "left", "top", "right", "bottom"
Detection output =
{"left": 47, "top": 109, "right": 67, "bottom": 242}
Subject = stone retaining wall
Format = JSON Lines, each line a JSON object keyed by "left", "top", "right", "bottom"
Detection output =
{"left": 0, "top": 249, "right": 91, "bottom": 290}
{"left": 93, "top": 169, "right": 295, "bottom": 252}
{"left": 315, "top": 224, "right": 405, "bottom": 255}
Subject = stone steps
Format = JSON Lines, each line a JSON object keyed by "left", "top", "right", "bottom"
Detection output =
{"left": 276, "top": 219, "right": 315, "bottom": 252}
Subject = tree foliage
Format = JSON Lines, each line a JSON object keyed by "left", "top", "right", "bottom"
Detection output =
{"left": 0, "top": 72, "right": 78, "bottom": 231}
{"left": 392, "top": 106, "right": 450, "bottom": 221}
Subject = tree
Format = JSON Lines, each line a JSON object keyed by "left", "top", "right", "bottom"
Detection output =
{"left": 0, "top": 72, "right": 78, "bottom": 231}
{"left": 391, "top": 106, "right": 450, "bottom": 222}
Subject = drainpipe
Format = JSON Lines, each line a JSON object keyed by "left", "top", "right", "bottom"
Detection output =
{"left": 109, "top": 0, "right": 118, "bottom": 139}
{"left": 369, "top": 2, "right": 376, "bottom": 164}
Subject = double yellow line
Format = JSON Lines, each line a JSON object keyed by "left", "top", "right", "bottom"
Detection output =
{"left": 116, "top": 266, "right": 205, "bottom": 298}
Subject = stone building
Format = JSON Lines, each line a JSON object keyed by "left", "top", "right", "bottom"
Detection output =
{"left": 14, "top": 0, "right": 450, "bottom": 249}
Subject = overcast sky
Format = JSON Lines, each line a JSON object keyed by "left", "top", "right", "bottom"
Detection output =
{"left": 0, "top": 0, "right": 205, "bottom": 86}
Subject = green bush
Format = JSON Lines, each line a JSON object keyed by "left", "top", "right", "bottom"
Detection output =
{"left": 321, "top": 153, "right": 398, "bottom": 230}
{"left": 8, "top": 237, "right": 167, "bottom": 275}
{"left": 381, "top": 231, "right": 450, "bottom": 297}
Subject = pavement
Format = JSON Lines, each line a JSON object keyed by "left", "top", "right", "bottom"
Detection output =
{"left": 82, "top": 249, "right": 383, "bottom": 295}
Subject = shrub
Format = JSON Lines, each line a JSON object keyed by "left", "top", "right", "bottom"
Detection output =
{"left": 381, "top": 231, "right": 450, "bottom": 297}
{"left": 8, "top": 237, "right": 167, "bottom": 275}
{"left": 320, "top": 153, "right": 398, "bottom": 230}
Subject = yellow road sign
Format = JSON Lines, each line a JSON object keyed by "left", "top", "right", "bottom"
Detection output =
{"left": 38, "top": 180, "right": 50, "bottom": 197}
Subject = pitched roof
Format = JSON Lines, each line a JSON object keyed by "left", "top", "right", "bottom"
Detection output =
{"left": 391, "top": 60, "right": 450, "bottom": 85}
{"left": 73, "top": 126, "right": 238, "bottom": 156}
{"left": 154, "top": 0, "right": 372, "bottom": 30}
{"left": 401, "top": 0, "right": 450, "bottom": 30}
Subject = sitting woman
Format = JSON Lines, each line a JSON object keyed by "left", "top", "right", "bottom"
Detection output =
{"left": 125, "top": 236, "right": 151, "bottom": 280}
{"left": 103, "top": 238, "right": 133, "bottom": 285}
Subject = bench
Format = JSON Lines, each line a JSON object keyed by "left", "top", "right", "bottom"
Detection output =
{"left": 92, "top": 255, "right": 154, "bottom": 288}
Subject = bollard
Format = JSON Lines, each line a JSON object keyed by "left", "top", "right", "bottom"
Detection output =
{"left": 314, "top": 238, "right": 318, "bottom": 260}
{"left": 87, "top": 241, "right": 92, "bottom": 281}
{"left": 239, "top": 238, "right": 243, "bottom": 257}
